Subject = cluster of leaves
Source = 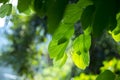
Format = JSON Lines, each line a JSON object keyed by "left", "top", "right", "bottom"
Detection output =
{"left": 0, "top": 0, "right": 120, "bottom": 79}
{"left": 48, "top": 0, "right": 120, "bottom": 70}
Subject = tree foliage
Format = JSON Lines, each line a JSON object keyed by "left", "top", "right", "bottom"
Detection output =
{"left": 0, "top": 0, "right": 120, "bottom": 80}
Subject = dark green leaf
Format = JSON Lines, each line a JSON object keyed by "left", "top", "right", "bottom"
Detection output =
{"left": 81, "top": 5, "right": 95, "bottom": 30}
{"left": 34, "top": 0, "right": 47, "bottom": 17}
{"left": 47, "top": 0, "right": 69, "bottom": 34}
{"left": 0, "top": 4, "right": 12, "bottom": 18}
{"left": 47, "top": 0, "right": 93, "bottom": 34}
{"left": 92, "top": 0, "right": 116, "bottom": 37}
{"left": 17, "top": 0, "right": 32, "bottom": 12}
{"left": 96, "top": 70, "right": 115, "bottom": 80}
{"left": 108, "top": 15, "right": 117, "bottom": 31}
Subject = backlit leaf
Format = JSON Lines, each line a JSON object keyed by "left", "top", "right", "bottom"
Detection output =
{"left": 63, "top": 0, "right": 93, "bottom": 24}
{"left": 48, "top": 23, "right": 73, "bottom": 60}
{"left": 72, "top": 51, "right": 90, "bottom": 69}
{"left": 109, "top": 13, "right": 120, "bottom": 42}
{"left": 72, "top": 34, "right": 91, "bottom": 69}
{"left": 109, "top": 31, "right": 120, "bottom": 42}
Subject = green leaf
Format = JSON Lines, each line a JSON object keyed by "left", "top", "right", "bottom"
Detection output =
{"left": 48, "top": 23, "right": 74, "bottom": 60}
{"left": 53, "top": 53, "right": 67, "bottom": 67}
{"left": 0, "top": 4, "right": 12, "bottom": 18}
{"left": 48, "top": 3, "right": 81, "bottom": 60}
{"left": 47, "top": 0, "right": 93, "bottom": 34}
{"left": 109, "top": 31, "right": 120, "bottom": 42}
{"left": 62, "top": 4, "right": 81, "bottom": 24}
{"left": 96, "top": 70, "right": 115, "bottom": 80}
{"left": 63, "top": 0, "right": 93, "bottom": 24}
{"left": 73, "top": 34, "right": 91, "bottom": 53}
{"left": 72, "top": 34, "right": 91, "bottom": 69}
{"left": 17, "top": 0, "right": 32, "bottom": 12}
{"left": 72, "top": 51, "right": 90, "bottom": 69}
{"left": 92, "top": 0, "right": 116, "bottom": 37}
{"left": 77, "top": 0, "right": 93, "bottom": 7}
{"left": 81, "top": 5, "right": 95, "bottom": 30}
{"left": 48, "top": 3, "right": 80, "bottom": 60}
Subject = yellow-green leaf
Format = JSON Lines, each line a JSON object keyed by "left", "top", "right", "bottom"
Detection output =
{"left": 72, "top": 51, "right": 90, "bottom": 69}
{"left": 72, "top": 34, "right": 91, "bottom": 69}
{"left": 109, "top": 31, "right": 120, "bottom": 42}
